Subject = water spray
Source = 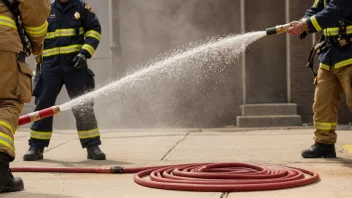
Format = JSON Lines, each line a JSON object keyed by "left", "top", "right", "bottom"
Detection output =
{"left": 265, "top": 23, "right": 291, "bottom": 35}
{"left": 16, "top": 24, "right": 290, "bottom": 127}
{"left": 18, "top": 105, "right": 61, "bottom": 126}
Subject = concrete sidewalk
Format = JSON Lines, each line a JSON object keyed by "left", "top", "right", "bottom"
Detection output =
{"left": 2, "top": 128, "right": 352, "bottom": 198}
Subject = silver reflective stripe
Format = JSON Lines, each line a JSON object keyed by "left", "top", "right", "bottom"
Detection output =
{"left": 85, "top": 30, "right": 101, "bottom": 41}
{"left": 78, "top": 128, "right": 100, "bottom": 139}
{"left": 0, "top": 135, "right": 15, "bottom": 151}
{"left": 30, "top": 130, "right": 52, "bottom": 140}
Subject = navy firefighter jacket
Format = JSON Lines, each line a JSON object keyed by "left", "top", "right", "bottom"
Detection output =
{"left": 303, "top": 0, "right": 352, "bottom": 70}
{"left": 42, "top": 0, "right": 101, "bottom": 72}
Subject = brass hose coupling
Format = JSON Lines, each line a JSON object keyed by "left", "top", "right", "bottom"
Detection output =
{"left": 266, "top": 24, "right": 291, "bottom": 35}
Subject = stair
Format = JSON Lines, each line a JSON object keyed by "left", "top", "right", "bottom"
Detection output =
{"left": 236, "top": 103, "right": 302, "bottom": 127}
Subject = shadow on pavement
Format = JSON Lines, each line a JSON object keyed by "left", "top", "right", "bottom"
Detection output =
{"left": 324, "top": 157, "right": 352, "bottom": 170}
{"left": 35, "top": 159, "right": 134, "bottom": 167}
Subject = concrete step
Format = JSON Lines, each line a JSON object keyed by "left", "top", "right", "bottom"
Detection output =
{"left": 237, "top": 115, "right": 302, "bottom": 128}
{"left": 240, "top": 103, "right": 297, "bottom": 116}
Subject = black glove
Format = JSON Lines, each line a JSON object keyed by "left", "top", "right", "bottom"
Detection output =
{"left": 73, "top": 53, "right": 87, "bottom": 69}
{"left": 299, "top": 31, "right": 308, "bottom": 40}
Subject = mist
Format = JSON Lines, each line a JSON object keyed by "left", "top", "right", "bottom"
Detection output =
{"left": 89, "top": 0, "right": 245, "bottom": 129}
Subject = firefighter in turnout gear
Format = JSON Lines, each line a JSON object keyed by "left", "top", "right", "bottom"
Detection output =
{"left": 23, "top": 0, "right": 106, "bottom": 161}
{"left": 288, "top": 0, "right": 352, "bottom": 158}
{"left": 0, "top": 0, "right": 51, "bottom": 193}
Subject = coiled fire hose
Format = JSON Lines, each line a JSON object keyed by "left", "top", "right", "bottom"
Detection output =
{"left": 11, "top": 162, "right": 319, "bottom": 192}
{"left": 14, "top": 105, "right": 320, "bottom": 192}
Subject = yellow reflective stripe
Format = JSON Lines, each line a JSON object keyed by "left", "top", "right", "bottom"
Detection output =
{"left": 30, "top": 130, "right": 52, "bottom": 140}
{"left": 43, "top": 48, "right": 59, "bottom": 57}
{"left": 45, "top": 32, "right": 55, "bottom": 39}
{"left": 320, "top": 63, "right": 330, "bottom": 70}
{"left": 323, "top": 27, "right": 339, "bottom": 36}
{"left": 335, "top": 58, "right": 352, "bottom": 68}
{"left": 46, "top": 27, "right": 85, "bottom": 39}
{"left": 85, "top": 30, "right": 101, "bottom": 41}
{"left": 0, "top": 121, "right": 15, "bottom": 135}
{"left": 0, "top": 15, "right": 17, "bottom": 29}
{"left": 323, "top": 26, "right": 352, "bottom": 36}
{"left": 0, "top": 133, "right": 15, "bottom": 152}
{"left": 24, "top": 21, "right": 48, "bottom": 37}
{"left": 313, "top": 0, "right": 319, "bottom": 7}
{"left": 43, "top": 44, "right": 83, "bottom": 57}
{"left": 347, "top": 26, "right": 352, "bottom": 34}
{"left": 314, "top": 121, "right": 337, "bottom": 130}
{"left": 82, "top": 44, "right": 95, "bottom": 56}
{"left": 320, "top": 59, "right": 352, "bottom": 69}
{"left": 78, "top": 128, "right": 100, "bottom": 139}
{"left": 311, "top": 16, "right": 322, "bottom": 31}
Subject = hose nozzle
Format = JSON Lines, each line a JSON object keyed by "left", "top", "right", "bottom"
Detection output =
{"left": 266, "top": 24, "right": 291, "bottom": 35}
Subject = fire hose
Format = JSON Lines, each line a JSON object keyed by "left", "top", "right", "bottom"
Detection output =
{"left": 14, "top": 105, "right": 320, "bottom": 192}
{"left": 10, "top": 162, "right": 320, "bottom": 192}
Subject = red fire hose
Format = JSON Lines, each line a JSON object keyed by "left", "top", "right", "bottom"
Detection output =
{"left": 11, "top": 162, "right": 320, "bottom": 192}
{"left": 18, "top": 105, "right": 61, "bottom": 126}
{"left": 16, "top": 107, "right": 320, "bottom": 192}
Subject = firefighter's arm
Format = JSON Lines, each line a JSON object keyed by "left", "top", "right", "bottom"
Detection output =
{"left": 303, "top": 0, "right": 325, "bottom": 19}
{"left": 17, "top": 0, "right": 51, "bottom": 56}
{"left": 297, "top": 0, "right": 324, "bottom": 39}
{"left": 80, "top": 4, "right": 101, "bottom": 59}
{"left": 305, "top": 0, "right": 352, "bottom": 33}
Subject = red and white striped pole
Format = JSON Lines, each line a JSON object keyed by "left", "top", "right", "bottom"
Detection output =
{"left": 18, "top": 106, "right": 61, "bottom": 126}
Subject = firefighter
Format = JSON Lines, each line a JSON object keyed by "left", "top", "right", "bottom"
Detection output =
{"left": 0, "top": 0, "right": 50, "bottom": 193}
{"left": 288, "top": 0, "right": 352, "bottom": 158}
{"left": 23, "top": 0, "right": 106, "bottom": 161}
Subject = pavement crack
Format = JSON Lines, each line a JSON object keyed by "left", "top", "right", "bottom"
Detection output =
{"left": 44, "top": 138, "right": 78, "bottom": 153}
{"left": 161, "top": 132, "right": 190, "bottom": 161}
{"left": 220, "top": 192, "right": 230, "bottom": 198}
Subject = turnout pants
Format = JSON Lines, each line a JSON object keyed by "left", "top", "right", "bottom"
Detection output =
{"left": 0, "top": 50, "right": 33, "bottom": 159}
{"left": 313, "top": 65, "right": 352, "bottom": 144}
{"left": 29, "top": 68, "right": 101, "bottom": 148}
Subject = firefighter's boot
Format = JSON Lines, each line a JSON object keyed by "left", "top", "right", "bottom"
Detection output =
{"left": 23, "top": 146, "right": 44, "bottom": 161}
{"left": 0, "top": 153, "right": 24, "bottom": 193}
{"left": 301, "top": 142, "right": 336, "bottom": 158}
{"left": 87, "top": 145, "right": 106, "bottom": 160}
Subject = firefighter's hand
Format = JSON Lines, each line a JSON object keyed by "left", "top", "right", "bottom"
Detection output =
{"left": 35, "top": 54, "right": 43, "bottom": 64}
{"left": 288, "top": 21, "right": 306, "bottom": 36}
{"left": 73, "top": 53, "right": 86, "bottom": 69}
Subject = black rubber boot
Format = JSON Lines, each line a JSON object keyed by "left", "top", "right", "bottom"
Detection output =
{"left": 23, "top": 146, "right": 44, "bottom": 161}
{"left": 0, "top": 153, "right": 24, "bottom": 193}
{"left": 301, "top": 142, "right": 336, "bottom": 158}
{"left": 87, "top": 145, "right": 106, "bottom": 160}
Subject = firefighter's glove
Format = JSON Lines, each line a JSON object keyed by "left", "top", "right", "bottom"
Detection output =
{"left": 73, "top": 53, "right": 86, "bottom": 69}
{"left": 35, "top": 54, "right": 43, "bottom": 65}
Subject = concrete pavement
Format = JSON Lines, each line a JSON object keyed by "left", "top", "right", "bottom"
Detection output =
{"left": 2, "top": 127, "right": 352, "bottom": 198}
